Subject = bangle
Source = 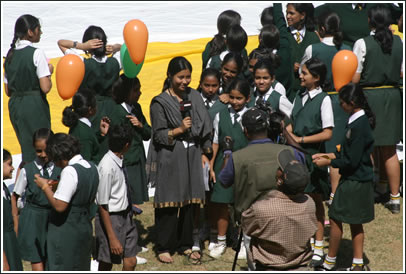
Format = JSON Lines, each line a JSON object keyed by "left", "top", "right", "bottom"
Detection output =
{"left": 73, "top": 41, "right": 78, "bottom": 48}
{"left": 301, "top": 136, "right": 304, "bottom": 144}
{"left": 42, "top": 184, "right": 49, "bottom": 191}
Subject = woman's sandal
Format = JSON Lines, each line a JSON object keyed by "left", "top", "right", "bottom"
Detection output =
{"left": 184, "top": 249, "right": 202, "bottom": 265}
{"left": 158, "top": 252, "right": 174, "bottom": 264}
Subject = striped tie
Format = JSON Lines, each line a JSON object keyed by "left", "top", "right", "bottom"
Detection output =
{"left": 295, "top": 32, "right": 301, "bottom": 43}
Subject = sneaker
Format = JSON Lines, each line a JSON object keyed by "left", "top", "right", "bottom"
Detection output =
{"left": 136, "top": 256, "right": 147, "bottom": 265}
{"left": 209, "top": 242, "right": 226, "bottom": 258}
{"left": 314, "top": 264, "right": 333, "bottom": 271}
{"left": 237, "top": 243, "right": 246, "bottom": 260}
{"left": 208, "top": 241, "right": 217, "bottom": 251}
{"left": 140, "top": 246, "right": 149, "bottom": 253}
{"left": 90, "top": 258, "right": 99, "bottom": 271}
{"left": 384, "top": 200, "right": 400, "bottom": 214}
{"left": 344, "top": 265, "right": 365, "bottom": 271}
{"left": 309, "top": 254, "right": 324, "bottom": 268}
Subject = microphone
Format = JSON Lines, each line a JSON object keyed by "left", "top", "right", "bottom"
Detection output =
{"left": 180, "top": 93, "right": 192, "bottom": 119}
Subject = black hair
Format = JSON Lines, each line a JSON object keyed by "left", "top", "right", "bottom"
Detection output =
{"left": 253, "top": 58, "right": 276, "bottom": 78}
{"left": 368, "top": 4, "right": 393, "bottom": 54}
{"left": 5, "top": 14, "right": 40, "bottom": 65}
{"left": 339, "top": 83, "right": 376, "bottom": 129}
{"left": 317, "top": 11, "right": 343, "bottom": 50}
{"left": 108, "top": 124, "right": 133, "bottom": 153}
{"left": 222, "top": 52, "right": 244, "bottom": 75}
{"left": 62, "top": 88, "right": 97, "bottom": 128}
{"left": 260, "top": 7, "right": 274, "bottom": 27}
{"left": 197, "top": 68, "right": 221, "bottom": 92}
{"left": 82, "top": 25, "right": 107, "bottom": 58}
{"left": 162, "top": 56, "right": 192, "bottom": 92}
{"left": 226, "top": 78, "right": 251, "bottom": 99}
{"left": 208, "top": 10, "right": 242, "bottom": 58}
{"left": 287, "top": 3, "right": 316, "bottom": 31}
{"left": 257, "top": 25, "right": 281, "bottom": 68}
{"left": 226, "top": 24, "right": 248, "bottom": 53}
{"left": 303, "top": 58, "right": 327, "bottom": 89}
{"left": 112, "top": 74, "right": 140, "bottom": 104}
{"left": 32, "top": 128, "right": 54, "bottom": 147}
{"left": 46, "top": 133, "right": 80, "bottom": 162}
{"left": 268, "top": 110, "right": 286, "bottom": 142}
{"left": 3, "top": 149, "right": 12, "bottom": 162}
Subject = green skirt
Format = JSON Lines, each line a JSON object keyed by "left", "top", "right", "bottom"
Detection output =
{"left": 18, "top": 203, "right": 50, "bottom": 262}
{"left": 364, "top": 87, "right": 402, "bottom": 146}
{"left": 211, "top": 179, "right": 234, "bottom": 204}
{"left": 4, "top": 230, "right": 23, "bottom": 270}
{"left": 325, "top": 94, "right": 349, "bottom": 153}
{"left": 329, "top": 179, "right": 374, "bottom": 224}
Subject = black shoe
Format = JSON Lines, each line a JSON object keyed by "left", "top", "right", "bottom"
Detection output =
{"left": 384, "top": 200, "right": 400, "bottom": 214}
{"left": 314, "top": 264, "right": 334, "bottom": 271}
{"left": 309, "top": 254, "right": 324, "bottom": 268}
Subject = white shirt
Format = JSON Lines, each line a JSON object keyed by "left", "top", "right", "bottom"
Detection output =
{"left": 348, "top": 109, "right": 365, "bottom": 125}
{"left": 301, "top": 37, "right": 335, "bottom": 67}
{"left": 121, "top": 102, "right": 133, "bottom": 114}
{"left": 206, "top": 50, "right": 229, "bottom": 69}
{"left": 79, "top": 117, "right": 92, "bottom": 128}
{"left": 353, "top": 31, "right": 404, "bottom": 74}
{"left": 200, "top": 93, "right": 216, "bottom": 109}
{"left": 4, "top": 40, "right": 51, "bottom": 84}
{"left": 13, "top": 158, "right": 56, "bottom": 196}
{"left": 294, "top": 87, "right": 334, "bottom": 129}
{"left": 64, "top": 48, "right": 122, "bottom": 69}
{"left": 53, "top": 154, "right": 91, "bottom": 203}
{"left": 255, "top": 87, "right": 293, "bottom": 118}
{"left": 213, "top": 106, "right": 248, "bottom": 144}
{"left": 96, "top": 150, "right": 129, "bottom": 212}
{"left": 290, "top": 26, "right": 306, "bottom": 44}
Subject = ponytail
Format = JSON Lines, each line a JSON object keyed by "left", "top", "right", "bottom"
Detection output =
{"left": 62, "top": 105, "right": 80, "bottom": 128}
{"left": 209, "top": 34, "right": 227, "bottom": 58}
{"left": 368, "top": 5, "right": 393, "bottom": 54}
{"left": 5, "top": 14, "right": 40, "bottom": 65}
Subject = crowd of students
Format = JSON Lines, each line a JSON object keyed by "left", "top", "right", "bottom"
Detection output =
{"left": 3, "top": 2, "right": 403, "bottom": 271}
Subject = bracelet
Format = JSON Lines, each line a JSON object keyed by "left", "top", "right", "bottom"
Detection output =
{"left": 42, "top": 184, "right": 50, "bottom": 191}
{"left": 301, "top": 136, "right": 304, "bottom": 144}
{"left": 73, "top": 41, "right": 78, "bottom": 48}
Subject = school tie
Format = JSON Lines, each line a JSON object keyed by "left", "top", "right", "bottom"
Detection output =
{"left": 3, "top": 182, "right": 11, "bottom": 201}
{"left": 258, "top": 95, "right": 264, "bottom": 103}
{"left": 42, "top": 163, "right": 50, "bottom": 178}
{"left": 295, "top": 32, "right": 301, "bottom": 43}
{"left": 205, "top": 98, "right": 211, "bottom": 110}
{"left": 122, "top": 165, "right": 133, "bottom": 210}
{"left": 233, "top": 113, "right": 240, "bottom": 125}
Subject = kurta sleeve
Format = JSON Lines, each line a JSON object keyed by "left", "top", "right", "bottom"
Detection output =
{"left": 150, "top": 101, "right": 174, "bottom": 147}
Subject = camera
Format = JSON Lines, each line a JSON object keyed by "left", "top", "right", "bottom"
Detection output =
{"left": 254, "top": 98, "right": 287, "bottom": 144}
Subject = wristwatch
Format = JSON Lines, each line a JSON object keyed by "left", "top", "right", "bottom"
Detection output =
{"left": 73, "top": 41, "right": 78, "bottom": 49}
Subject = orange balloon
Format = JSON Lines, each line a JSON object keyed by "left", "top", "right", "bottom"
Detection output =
{"left": 56, "top": 54, "right": 85, "bottom": 100}
{"left": 123, "top": 19, "right": 149, "bottom": 64}
{"left": 332, "top": 50, "right": 358, "bottom": 92}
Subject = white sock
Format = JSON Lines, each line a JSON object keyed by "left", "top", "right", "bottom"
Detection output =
{"left": 312, "top": 240, "right": 324, "bottom": 260}
{"left": 390, "top": 193, "right": 401, "bottom": 204}
{"left": 323, "top": 255, "right": 336, "bottom": 270}
{"left": 352, "top": 257, "right": 364, "bottom": 268}
{"left": 217, "top": 235, "right": 226, "bottom": 245}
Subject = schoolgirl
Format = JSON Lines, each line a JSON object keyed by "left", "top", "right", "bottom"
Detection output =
{"left": 34, "top": 133, "right": 99, "bottom": 270}
{"left": 286, "top": 57, "right": 334, "bottom": 268}
{"left": 4, "top": 14, "right": 53, "bottom": 163}
{"left": 313, "top": 83, "right": 376, "bottom": 271}
{"left": 11, "top": 128, "right": 61, "bottom": 271}
{"left": 209, "top": 78, "right": 251, "bottom": 258}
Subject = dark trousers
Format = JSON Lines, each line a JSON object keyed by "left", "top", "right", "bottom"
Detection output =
{"left": 154, "top": 204, "right": 194, "bottom": 254}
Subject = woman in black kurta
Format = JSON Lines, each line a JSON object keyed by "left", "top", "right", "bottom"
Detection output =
{"left": 146, "top": 57, "right": 212, "bottom": 263}
{"left": 313, "top": 83, "right": 375, "bottom": 271}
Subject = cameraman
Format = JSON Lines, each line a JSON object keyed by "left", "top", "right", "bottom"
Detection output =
{"left": 219, "top": 107, "right": 305, "bottom": 270}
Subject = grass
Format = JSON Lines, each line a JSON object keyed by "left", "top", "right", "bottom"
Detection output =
{"left": 22, "top": 197, "right": 403, "bottom": 271}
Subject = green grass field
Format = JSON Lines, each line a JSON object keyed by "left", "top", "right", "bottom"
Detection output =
{"left": 22, "top": 198, "right": 403, "bottom": 271}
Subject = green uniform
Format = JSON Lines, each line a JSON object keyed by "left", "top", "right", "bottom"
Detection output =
{"left": 69, "top": 120, "right": 106, "bottom": 165}
{"left": 310, "top": 42, "right": 352, "bottom": 153}
{"left": 291, "top": 91, "right": 330, "bottom": 200}
{"left": 18, "top": 162, "right": 61, "bottom": 263}
{"left": 287, "top": 30, "right": 320, "bottom": 103}
{"left": 79, "top": 57, "right": 120, "bottom": 132}
{"left": 359, "top": 35, "right": 403, "bottom": 146}
{"left": 314, "top": 3, "right": 402, "bottom": 48}
{"left": 330, "top": 114, "right": 375, "bottom": 224}
{"left": 211, "top": 108, "right": 248, "bottom": 203}
{"left": 4, "top": 46, "right": 51, "bottom": 162}
{"left": 3, "top": 183, "right": 23, "bottom": 270}
{"left": 273, "top": 3, "right": 294, "bottom": 102}
{"left": 47, "top": 163, "right": 99, "bottom": 271}
{"left": 110, "top": 103, "right": 151, "bottom": 204}
{"left": 250, "top": 81, "right": 282, "bottom": 111}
